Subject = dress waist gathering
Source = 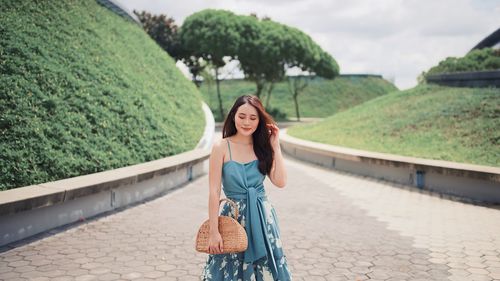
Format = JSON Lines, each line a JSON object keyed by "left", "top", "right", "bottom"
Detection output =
{"left": 223, "top": 183, "right": 268, "bottom": 257}
{"left": 220, "top": 139, "right": 281, "bottom": 280}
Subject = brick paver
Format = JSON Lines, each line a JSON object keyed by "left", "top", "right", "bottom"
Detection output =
{"left": 1, "top": 152, "right": 499, "bottom": 280}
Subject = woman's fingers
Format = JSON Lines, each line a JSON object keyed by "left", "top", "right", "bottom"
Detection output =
{"left": 209, "top": 246, "right": 217, "bottom": 254}
{"left": 269, "top": 124, "right": 278, "bottom": 130}
{"left": 267, "top": 124, "right": 278, "bottom": 133}
{"left": 208, "top": 244, "right": 223, "bottom": 254}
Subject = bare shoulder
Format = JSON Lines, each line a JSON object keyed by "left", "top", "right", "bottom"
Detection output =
{"left": 212, "top": 138, "right": 225, "bottom": 150}
{"left": 210, "top": 138, "right": 228, "bottom": 156}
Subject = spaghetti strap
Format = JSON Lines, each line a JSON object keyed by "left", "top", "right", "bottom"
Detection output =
{"left": 226, "top": 139, "right": 233, "bottom": 161}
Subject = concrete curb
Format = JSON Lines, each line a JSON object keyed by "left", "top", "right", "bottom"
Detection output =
{"left": 280, "top": 128, "right": 500, "bottom": 204}
{"left": 0, "top": 101, "right": 214, "bottom": 247}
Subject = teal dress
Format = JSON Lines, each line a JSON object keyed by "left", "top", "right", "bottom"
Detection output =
{"left": 201, "top": 140, "right": 292, "bottom": 281}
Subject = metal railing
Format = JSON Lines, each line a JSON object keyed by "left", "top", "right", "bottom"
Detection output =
{"left": 96, "top": 0, "right": 141, "bottom": 25}
{"left": 426, "top": 70, "right": 500, "bottom": 88}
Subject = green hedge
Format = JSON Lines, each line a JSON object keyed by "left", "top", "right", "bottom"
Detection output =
{"left": 424, "top": 48, "right": 500, "bottom": 77}
{"left": 0, "top": 0, "right": 204, "bottom": 190}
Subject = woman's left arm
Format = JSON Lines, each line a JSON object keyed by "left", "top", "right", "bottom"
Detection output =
{"left": 267, "top": 124, "right": 287, "bottom": 188}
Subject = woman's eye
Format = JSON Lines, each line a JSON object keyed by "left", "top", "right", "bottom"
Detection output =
{"left": 238, "top": 116, "right": 257, "bottom": 121}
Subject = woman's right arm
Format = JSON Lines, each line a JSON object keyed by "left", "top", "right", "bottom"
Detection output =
{"left": 207, "top": 139, "right": 224, "bottom": 254}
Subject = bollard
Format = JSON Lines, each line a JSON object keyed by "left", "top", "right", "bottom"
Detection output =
{"left": 416, "top": 170, "right": 425, "bottom": 189}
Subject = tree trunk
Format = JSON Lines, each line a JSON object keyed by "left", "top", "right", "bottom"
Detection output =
{"left": 192, "top": 77, "right": 201, "bottom": 88}
{"left": 293, "top": 77, "right": 310, "bottom": 121}
{"left": 293, "top": 92, "right": 300, "bottom": 122}
{"left": 287, "top": 76, "right": 310, "bottom": 122}
{"left": 215, "top": 68, "right": 224, "bottom": 120}
{"left": 287, "top": 77, "right": 298, "bottom": 121}
{"left": 265, "top": 81, "right": 275, "bottom": 109}
{"left": 255, "top": 80, "right": 265, "bottom": 99}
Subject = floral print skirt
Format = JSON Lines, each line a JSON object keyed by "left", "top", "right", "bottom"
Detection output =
{"left": 201, "top": 198, "right": 292, "bottom": 281}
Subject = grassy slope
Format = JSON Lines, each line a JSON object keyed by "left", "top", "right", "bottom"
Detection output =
{"left": 200, "top": 76, "right": 398, "bottom": 121}
{"left": 288, "top": 84, "right": 499, "bottom": 167}
{"left": 0, "top": 0, "right": 204, "bottom": 190}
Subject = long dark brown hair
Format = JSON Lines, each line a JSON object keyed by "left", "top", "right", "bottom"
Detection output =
{"left": 222, "top": 95, "right": 276, "bottom": 175}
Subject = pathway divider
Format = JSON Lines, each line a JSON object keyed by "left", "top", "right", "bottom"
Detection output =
{"left": 280, "top": 128, "right": 500, "bottom": 204}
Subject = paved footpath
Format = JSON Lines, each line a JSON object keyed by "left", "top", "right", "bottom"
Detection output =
{"left": 1, "top": 156, "right": 500, "bottom": 280}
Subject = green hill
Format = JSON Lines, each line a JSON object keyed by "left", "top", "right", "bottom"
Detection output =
{"left": 288, "top": 84, "right": 499, "bottom": 167}
{"left": 200, "top": 76, "right": 397, "bottom": 121}
{"left": 0, "top": 0, "right": 204, "bottom": 190}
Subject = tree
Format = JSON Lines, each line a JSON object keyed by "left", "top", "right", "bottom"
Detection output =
{"left": 237, "top": 17, "right": 285, "bottom": 105}
{"left": 180, "top": 10, "right": 241, "bottom": 119}
{"left": 178, "top": 9, "right": 339, "bottom": 121}
{"left": 259, "top": 21, "right": 287, "bottom": 109}
{"left": 282, "top": 27, "right": 339, "bottom": 121}
{"left": 237, "top": 16, "right": 338, "bottom": 116}
{"left": 134, "top": 11, "right": 209, "bottom": 87}
{"left": 237, "top": 16, "right": 267, "bottom": 99}
{"left": 133, "top": 11, "right": 181, "bottom": 59}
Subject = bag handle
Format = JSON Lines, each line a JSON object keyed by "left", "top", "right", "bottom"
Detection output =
{"left": 219, "top": 198, "right": 238, "bottom": 220}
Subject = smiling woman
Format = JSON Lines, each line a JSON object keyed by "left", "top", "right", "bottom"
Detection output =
{"left": 201, "top": 95, "right": 292, "bottom": 281}
{"left": 236, "top": 105, "right": 259, "bottom": 135}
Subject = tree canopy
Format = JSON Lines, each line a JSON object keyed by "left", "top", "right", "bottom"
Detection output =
{"left": 134, "top": 10, "right": 181, "bottom": 59}
{"left": 139, "top": 8, "right": 340, "bottom": 119}
{"left": 180, "top": 9, "right": 241, "bottom": 68}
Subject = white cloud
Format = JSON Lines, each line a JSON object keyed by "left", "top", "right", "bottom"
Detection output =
{"left": 117, "top": 0, "right": 499, "bottom": 90}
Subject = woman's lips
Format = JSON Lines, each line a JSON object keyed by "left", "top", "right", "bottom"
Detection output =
{"left": 242, "top": 127, "right": 252, "bottom": 131}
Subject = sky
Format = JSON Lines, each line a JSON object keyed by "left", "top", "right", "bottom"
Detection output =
{"left": 116, "top": 0, "right": 500, "bottom": 90}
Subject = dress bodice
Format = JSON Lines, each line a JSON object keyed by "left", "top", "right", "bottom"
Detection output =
{"left": 222, "top": 159, "right": 266, "bottom": 196}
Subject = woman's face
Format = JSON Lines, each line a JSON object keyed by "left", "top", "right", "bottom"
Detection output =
{"left": 234, "top": 103, "right": 259, "bottom": 136}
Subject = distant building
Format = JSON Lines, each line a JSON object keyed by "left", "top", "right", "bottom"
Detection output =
{"left": 470, "top": 27, "right": 500, "bottom": 52}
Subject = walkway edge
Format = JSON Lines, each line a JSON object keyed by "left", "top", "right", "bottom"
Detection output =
{"left": 0, "top": 101, "right": 214, "bottom": 247}
{"left": 280, "top": 128, "right": 500, "bottom": 204}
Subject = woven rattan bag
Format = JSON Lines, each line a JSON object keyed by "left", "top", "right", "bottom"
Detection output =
{"left": 195, "top": 198, "right": 248, "bottom": 254}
